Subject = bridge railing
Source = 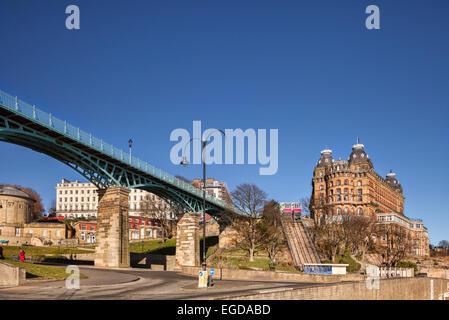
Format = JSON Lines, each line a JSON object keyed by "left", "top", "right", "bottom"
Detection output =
{"left": 0, "top": 89, "right": 239, "bottom": 213}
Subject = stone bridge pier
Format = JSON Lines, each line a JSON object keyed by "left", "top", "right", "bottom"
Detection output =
{"left": 94, "top": 186, "right": 130, "bottom": 268}
{"left": 93, "top": 187, "right": 202, "bottom": 270}
{"left": 175, "top": 212, "right": 200, "bottom": 270}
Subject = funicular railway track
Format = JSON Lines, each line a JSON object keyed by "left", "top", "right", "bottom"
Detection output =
{"left": 281, "top": 214, "right": 320, "bottom": 269}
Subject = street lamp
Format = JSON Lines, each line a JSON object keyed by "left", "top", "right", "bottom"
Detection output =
{"left": 180, "top": 129, "right": 225, "bottom": 273}
{"left": 128, "top": 139, "right": 133, "bottom": 163}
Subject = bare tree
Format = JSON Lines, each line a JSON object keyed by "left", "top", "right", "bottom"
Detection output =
{"left": 438, "top": 240, "right": 449, "bottom": 255}
{"left": 140, "top": 196, "right": 173, "bottom": 243}
{"left": 48, "top": 200, "right": 57, "bottom": 217}
{"left": 375, "top": 224, "right": 413, "bottom": 267}
{"left": 300, "top": 197, "right": 310, "bottom": 217}
{"left": 310, "top": 215, "right": 346, "bottom": 261}
{"left": 340, "top": 214, "right": 376, "bottom": 260}
{"left": 231, "top": 183, "right": 267, "bottom": 262}
{"left": 258, "top": 200, "right": 284, "bottom": 265}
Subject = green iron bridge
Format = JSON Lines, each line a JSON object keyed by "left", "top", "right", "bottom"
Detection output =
{"left": 0, "top": 89, "right": 240, "bottom": 216}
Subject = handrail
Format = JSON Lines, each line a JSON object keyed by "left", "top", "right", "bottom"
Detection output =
{"left": 0, "top": 89, "right": 240, "bottom": 214}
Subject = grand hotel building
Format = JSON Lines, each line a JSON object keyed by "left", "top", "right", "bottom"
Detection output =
{"left": 310, "top": 142, "right": 429, "bottom": 256}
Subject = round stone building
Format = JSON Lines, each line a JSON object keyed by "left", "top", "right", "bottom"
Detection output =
{"left": 0, "top": 186, "right": 76, "bottom": 246}
{"left": 0, "top": 186, "right": 34, "bottom": 226}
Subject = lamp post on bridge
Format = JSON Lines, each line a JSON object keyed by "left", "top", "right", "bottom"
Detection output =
{"left": 128, "top": 139, "right": 133, "bottom": 164}
{"left": 180, "top": 129, "right": 226, "bottom": 274}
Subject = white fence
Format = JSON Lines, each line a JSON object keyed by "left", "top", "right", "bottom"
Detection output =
{"left": 379, "top": 267, "right": 414, "bottom": 278}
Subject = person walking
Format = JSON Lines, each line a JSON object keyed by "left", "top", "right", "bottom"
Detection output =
{"left": 19, "top": 247, "right": 25, "bottom": 262}
{"left": 0, "top": 246, "right": 4, "bottom": 259}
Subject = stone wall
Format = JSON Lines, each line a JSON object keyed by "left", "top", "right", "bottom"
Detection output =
{"left": 419, "top": 267, "right": 449, "bottom": 279}
{"left": 94, "top": 187, "right": 130, "bottom": 268}
{"left": 205, "top": 221, "right": 220, "bottom": 236}
{"left": 216, "top": 277, "right": 449, "bottom": 300}
{"left": 181, "top": 266, "right": 365, "bottom": 283}
{"left": 0, "top": 261, "right": 26, "bottom": 287}
{"left": 175, "top": 212, "right": 200, "bottom": 269}
{"left": 218, "top": 226, "right": 243, "bottom": 249}
{"left": 131, "top": 253, "right": 176, "bottom": 271}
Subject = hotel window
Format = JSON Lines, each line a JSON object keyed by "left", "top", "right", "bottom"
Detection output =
{"left": 81, "top": 232, "right": 85, "bottom": 241}
{"left": 81, "top": 225, "right": 86, "bottom": 230}
{"left": 337, "top": 189, "right": 341, "bottom": 194}
{"left": 15, "top": 228, "right": 21, "bottom": 236}
{"left": 344, "top": 208, "right": 348, "bottom": 214}
{"left": 337, "top": 208, "right": 341, "bottom": 214}
{"left": 320, "top": 185, "right": 323, "bottom": 190}
{"left": 56, "top": 230, "right": 61, "bottom": 237}
{"left": 43, "top": 230, "right": 47, "bottom": 236}
{"left": 344, "top": 180, "right": 348, "bottom": 185}
{"left": 336, "top": 180, "right": 341, "bottom": 186}
{"left": 29, "top": 229, "right": 33, "bottom": 235}
{"left": 357, "top": 208, "right": 363, "bottom": 215}
{"left": 357, "top": 181, "right": 362, "bottom": 186}
{"left": 337, "top": 195, "right": 341, "bottom": 201}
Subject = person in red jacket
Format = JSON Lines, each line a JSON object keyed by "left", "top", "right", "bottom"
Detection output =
{"left": 19, "top": 248, "right": 25, "bottom": 262}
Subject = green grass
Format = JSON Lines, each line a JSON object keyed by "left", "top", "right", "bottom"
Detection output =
{"left": 210, "top": 255, "right": 297, "bottom": 272}
{"left": 1, "top": 245, "right": 91, "bottom": 260}
{"left": 4, "top": 260, "right": 87, "bottom": 280}
{"left": 130, "top": 238, "right": 177, "bottom": 255}
{"left": 325, "top": 251, "right": 361, "bottom": 272}
{"left": 129, "top": 236, "right": 219, "bottom": 257}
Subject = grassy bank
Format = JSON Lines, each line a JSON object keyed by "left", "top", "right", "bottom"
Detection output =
{"left": 5, "top": 260, "right": 87, "bottom": 280}
{"left": 1, "top": 245, "right": 89, "bottom": 260}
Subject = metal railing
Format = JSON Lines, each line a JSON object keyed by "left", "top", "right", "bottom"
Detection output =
{"left": 0, "top": 89, "right": 239, "bottom": 213}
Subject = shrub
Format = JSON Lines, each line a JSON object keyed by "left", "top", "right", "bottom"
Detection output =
{"left": 397, "top": 261, "right": 418, "bottom": 275}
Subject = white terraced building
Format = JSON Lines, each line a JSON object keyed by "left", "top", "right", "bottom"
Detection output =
{"left": 55, "top": 179, "right": 174, "bottom": 220}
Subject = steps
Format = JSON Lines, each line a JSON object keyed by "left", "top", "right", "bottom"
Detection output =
{"left": 280, "top": 214, "right": 320, "bottom": 269}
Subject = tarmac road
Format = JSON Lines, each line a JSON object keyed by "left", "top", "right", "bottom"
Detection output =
{"left": 0, "top": 266, "right": 323, "bottom": 300}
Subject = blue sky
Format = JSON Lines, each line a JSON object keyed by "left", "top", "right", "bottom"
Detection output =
{"left": 0, "top": 0, "right": 448, "bottom": 244}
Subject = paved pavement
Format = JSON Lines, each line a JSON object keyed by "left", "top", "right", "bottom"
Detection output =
{"left": 0, "top": 265, "right": 323, "bottom": 300}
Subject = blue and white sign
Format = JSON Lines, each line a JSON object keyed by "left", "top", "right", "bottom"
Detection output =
{"left": 209, "top": 269, "right": 215, "bottom": 275}
{"left": 199, "top": 271, "right": 203, "bottom": 276}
